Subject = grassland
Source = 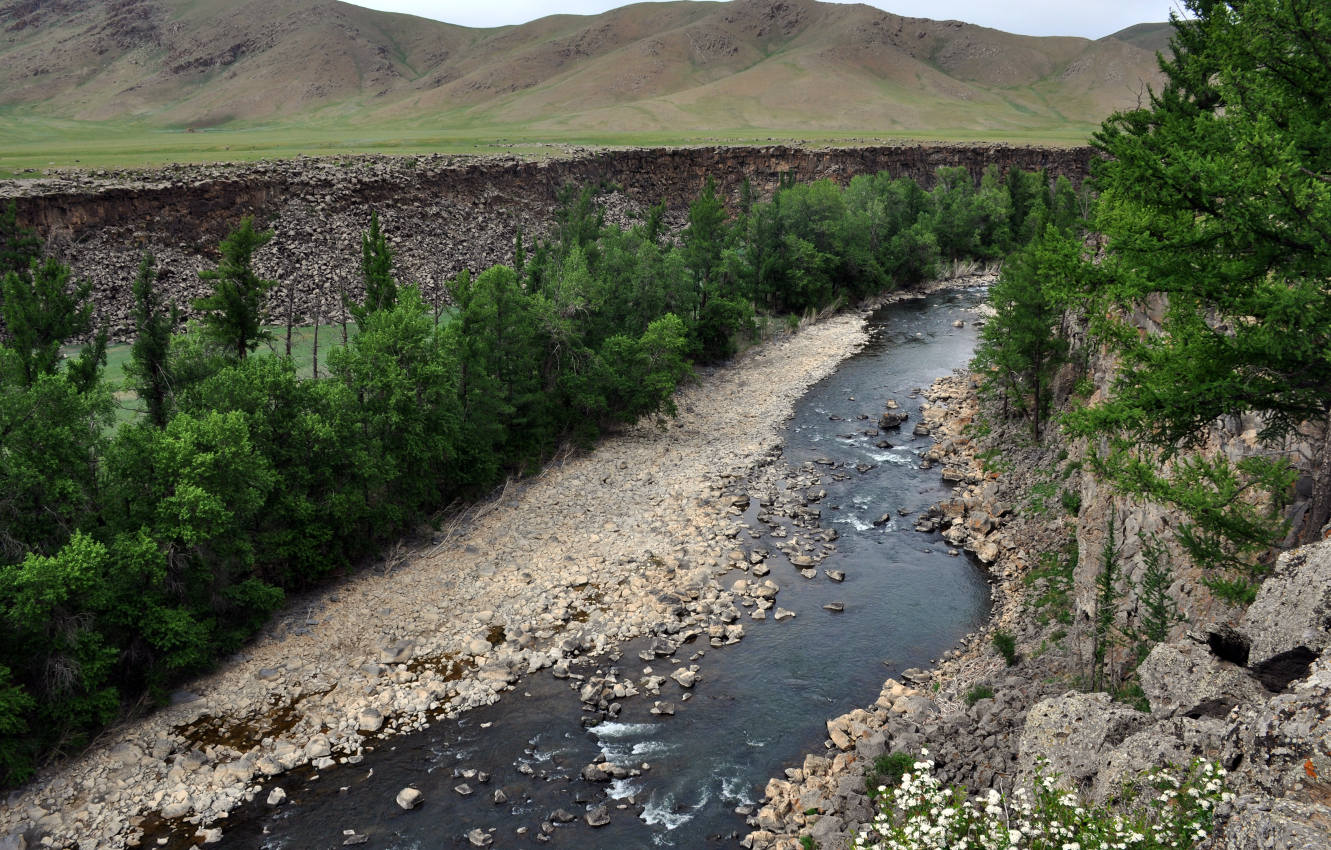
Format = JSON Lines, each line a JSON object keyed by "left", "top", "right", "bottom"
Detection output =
{"left": 0, "top": 116, "right": 1098, "bottom": 175}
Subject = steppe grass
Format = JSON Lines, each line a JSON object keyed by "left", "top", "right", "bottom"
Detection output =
{"left": 0, "top": 112, "right": 1096, "bottom": 174}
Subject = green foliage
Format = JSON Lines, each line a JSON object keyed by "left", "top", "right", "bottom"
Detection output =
{"left": 194, "top": 217, "right": 277, "bottom": 360}
{"left": 992, "top": 631, "right": 1018, "bottom": 666}
{"left": 1, "top": 257, "right": 106, "bottom": 389}
{"left": 1025, "top": 541, "right": 1077, "bottom": 626}
{"left": 1081, "top": 0, "right": 1331, "bottom": 543}
{"left": 1134, "top": 533, "right": 1184, "bottom": 660}
{"left": 1061, "top": 488, "right": 1082, "bottom": 516}
{"left": 124, "top": 253, "right": 177, "bottom": 428}
{"left": 972, "top": 227, "right": 1079, "bottom": 439}
{"left": 1091, "top": 507, "right": 1124, "bottom": 692}
{"left": 352, "top": 210, "right": 398, "bottom": 322}
{"left": 865, "top": 751, "right": 914, "bottom": 798}
{"left": 0, "top": 200, "right": 40, "bottom": 283}
{"left": 964, "top": 684, "right": 994, "bottom": 706}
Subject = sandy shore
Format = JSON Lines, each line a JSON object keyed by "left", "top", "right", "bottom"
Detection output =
{"left": 2, "top": 298, "right": 904, "bottom": 849}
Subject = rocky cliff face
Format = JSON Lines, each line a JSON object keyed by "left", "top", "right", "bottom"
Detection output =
{"left": 1, "top": 144, "right": 1094, "bottom": 341}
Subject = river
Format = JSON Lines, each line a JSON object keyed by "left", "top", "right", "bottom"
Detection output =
{"left": 211, "top": 286, "right": 991, "bottom": 849}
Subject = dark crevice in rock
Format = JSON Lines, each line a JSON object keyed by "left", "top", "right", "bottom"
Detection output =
{"left": 1184, "top": 697, "right": 1238, "bottom": 720}
{"left": 1252, "top": 646, "right": 1318, "bottom": 692}
{"left": 1207, "top": 625, "right": 1251, "bottom": 666}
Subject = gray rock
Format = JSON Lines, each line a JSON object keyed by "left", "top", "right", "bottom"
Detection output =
{"left": 1213, "top": 795, "right": 1331, "bottom": 849}
{"left": 0, "top": 833, "right": 26, "bottom": 850}
{"left": 467, "top": 828, "right": 494, "bottom": 847}
{"left": 266, "top": 787, "right": 287, "bottom": 806}
{"left": 1088, "top": 717, "right": 1226, "bottom": 803}
{"left": 1017, "top": 692, "right": 1148, "bottom": 791}
{"left": 1138, "top": 642, "right": 1265, "bottom": 719}
{"left": 356, "top": 707, "right": 384, "bottom": 733}
{"left": 671, "top": 668, "right": 698, "bottom": 688}
{"left": 1240, "top": 541, "right": 1331, "bottom": 688}
{"left": 379, "top": 639, "right": 416, "bottom": 665}
{"left": 808, "top": 814, "right": 846, "bottom": 848}
{"left": 396, "top": 787, "right": 423, "bottom": 810}
{"left": 585, "top": 804, "right": 611, "bottom": 827}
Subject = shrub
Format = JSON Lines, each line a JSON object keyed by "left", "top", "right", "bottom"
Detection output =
{"left": 865, "top": 751, "right": 914, "bottom": 798}
{"left": 855, "top": 751, "right": 1228, "bottom": 850}
{"left": 964, "top": 685, "right": 994, "bottom": 706}
{"left": 1061, "top": 488, "right": 1082, "bottom": 515}
{"left": 992, "top": 630, "right": 1018, "bottom": 666}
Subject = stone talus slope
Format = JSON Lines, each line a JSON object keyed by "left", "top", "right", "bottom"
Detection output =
{"left": 3, "top": 144, "right": 1094, "bottom": 342}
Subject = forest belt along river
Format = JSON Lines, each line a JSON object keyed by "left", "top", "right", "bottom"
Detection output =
{"left": 186, "top": 286, "right": 991, "bottom": 849}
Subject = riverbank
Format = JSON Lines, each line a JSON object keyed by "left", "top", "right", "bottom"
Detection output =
{"left": 744, "top": 370, "right": 1331, "bottom": 850}
{"left": 742, "top": 369, "right": 1070, "bottom": 850}
{"left": 0, "top": 281, "right": 981, "bottom": 850}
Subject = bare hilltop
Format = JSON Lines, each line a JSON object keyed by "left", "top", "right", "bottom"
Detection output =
{"left": 0, "top": 0, "right": 1170, "bottom": 164}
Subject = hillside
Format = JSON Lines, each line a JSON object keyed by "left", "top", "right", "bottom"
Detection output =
{"left": 0, "top": 0, "right": 1169, "bottom": 150}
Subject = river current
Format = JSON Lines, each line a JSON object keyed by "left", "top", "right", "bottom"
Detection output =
{"left": 214, "top": 286, "right": 991, "bottom": 849}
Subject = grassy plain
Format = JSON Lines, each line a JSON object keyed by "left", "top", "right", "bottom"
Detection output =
{"left": 0, "top": 112, "right": 1097, "bottom": 175}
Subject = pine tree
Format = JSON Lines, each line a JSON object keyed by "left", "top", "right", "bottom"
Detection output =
{"left": 1091, "top": 507, "right": 1123, "bottom": 692}
{"left": 0, "top": 201, "right": 41, "bottom": 283}
{"left": 194, "top": 217, "right": 277, "bottom": 360}
{"left": 972, "top": 227, "right": 1078, "bottom": 439}
{"left": 1135, "top": 533, "right": 1183, "bottom": 661}
{"left": 124, "top": 253, "right": 178, "bottom": 428}
{"left": 353, "top": 210, "right": 396, "bottom": 322}
{"left": 0, "top": 257, "right": 104, "bottom": 388}
{"left": 1083, "top": 0, "right": 1331, "bottom": 543}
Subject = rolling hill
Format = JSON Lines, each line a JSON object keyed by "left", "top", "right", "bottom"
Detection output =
{"left": 0, "top": 0, "right": 1172, "bottom": 161}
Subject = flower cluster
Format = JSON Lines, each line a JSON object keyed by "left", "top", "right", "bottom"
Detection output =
{"left": 854, "top": 750, "right": 1227, "bottom": 850}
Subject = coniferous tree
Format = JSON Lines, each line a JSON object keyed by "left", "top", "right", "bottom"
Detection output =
{"left": 1134, "top": 533, "right": 1183, "bottom": 660}
{"left": 0, "top": 201, "right": 40, "bottom": 283}
{"left": 1091, "top": 507, "right": 1123, "bottom": 692}
{"left": 1081, "top": 0, "right": 1331, "bottom": 545}
{"left": 124, "top": 253, "right": 178, "bottom": 428}
{"left": 0, "top": 257, "right": 104, "bottom": 389}
{"left": 194, "top": 218, "right": 276, "bottom": 360}
{"left": 353, "top": 210, "right": 397, "bottom": 322}
{"left": 973, "top": 227, "right": 1077, "bottom": 439}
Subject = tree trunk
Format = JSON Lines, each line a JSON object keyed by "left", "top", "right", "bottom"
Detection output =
{"left": 340, "top": 285, "right": 349, "bottom": 346}
{"left": 1302, "top": 408, "right": 1331, "bottom": 542}
{"left": 312, "top": 291, "right": 322, "bottom": 380}
{"left": 285, "top": 277, "right": 295, "bottom": 357}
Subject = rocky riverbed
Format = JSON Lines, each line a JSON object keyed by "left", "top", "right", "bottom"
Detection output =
{"left": 744, "top": 372, "right": 1331, "bottom": 850}
{"left": 0, "top": 283, "right": 977, "bottom": 850}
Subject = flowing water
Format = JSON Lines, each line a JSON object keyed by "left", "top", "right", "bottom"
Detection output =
{"left": 213, "top": 286, "right": 991, "bottom": 849}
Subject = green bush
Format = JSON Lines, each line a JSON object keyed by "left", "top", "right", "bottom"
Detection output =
{"left": 856, "top": 752, "right": 1228, "bottom": 850}
{"left": 992, "top": 630, "right": 1018, "bottom": 666}
{"left": 964, "top": 685, "right": 995, "bottom": 706}
{"left": 865, "top": 751, "right": 914, "bottom": 797}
